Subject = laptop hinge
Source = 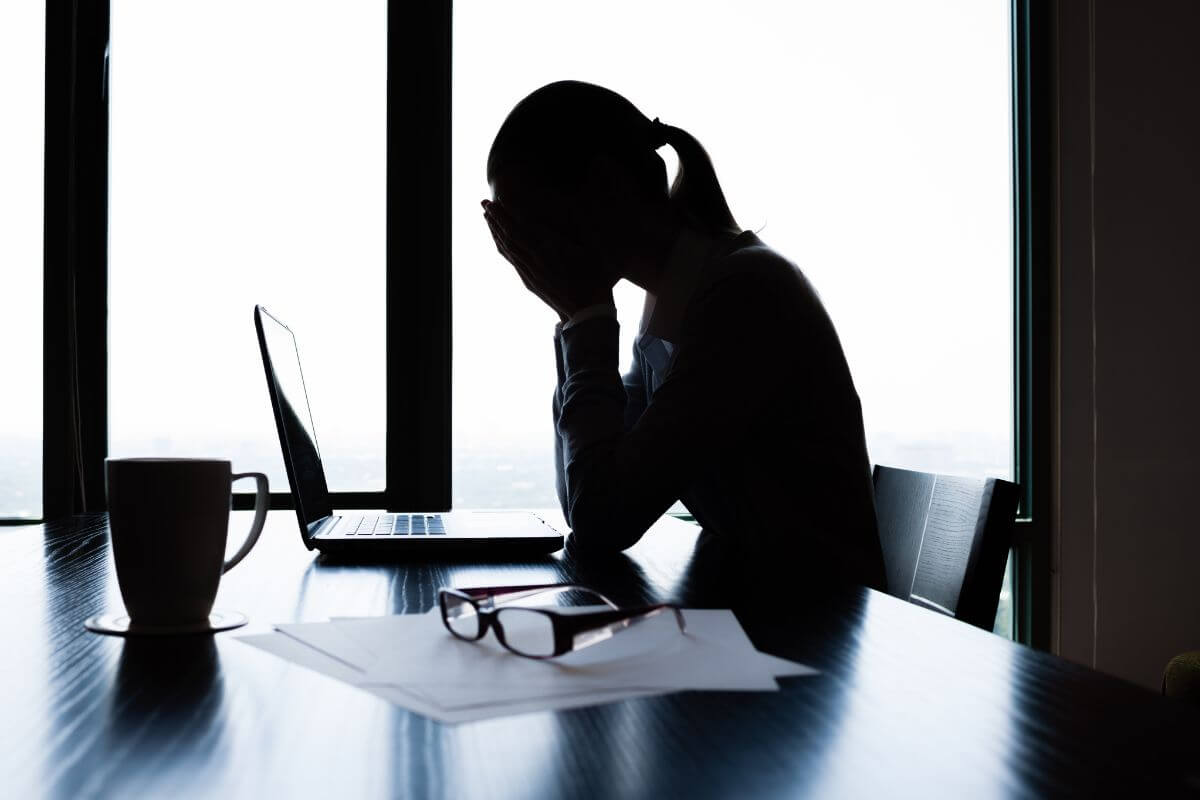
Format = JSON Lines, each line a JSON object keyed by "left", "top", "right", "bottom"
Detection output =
{"left": 308, "top": 515, "right": 340, "bottom": 540}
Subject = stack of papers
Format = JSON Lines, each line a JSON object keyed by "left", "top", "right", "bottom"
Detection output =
{"left": 237, "top": 607, "right": 817, "bottom": 724}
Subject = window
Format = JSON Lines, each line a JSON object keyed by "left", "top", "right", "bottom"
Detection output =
{"left": 45, "top": 0, "right": 1044, "bottom": 641}
{"left": 452, "top": 0, "right": 1014, "bottom": 510}
{"left": 107, "top": 0, "right": 388, "bottom": 493}
{"left": 0, "top": 2, "right": 45, "bottom": 519}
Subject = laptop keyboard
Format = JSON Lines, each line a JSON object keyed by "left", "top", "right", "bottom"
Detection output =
{"left": 342, "top": 514, "right": 446, "bottom": 536}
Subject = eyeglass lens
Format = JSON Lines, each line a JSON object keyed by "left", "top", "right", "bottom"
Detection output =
{"left": 442, "top": 593, "right": 483, "bottom": 639}
{"left": 493, "top": 608, "right": 557, "bottom": 657}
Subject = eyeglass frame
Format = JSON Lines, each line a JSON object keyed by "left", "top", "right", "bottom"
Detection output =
{"left": 437, "top": 583, "right": 687, "bottom": 660}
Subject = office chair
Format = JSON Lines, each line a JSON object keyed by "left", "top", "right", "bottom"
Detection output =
{"left": 1163, "top": 652, "right": 1200, "bottom": 703}
{"left": 873, "top": 465, "right": 1019, "bottom": 630}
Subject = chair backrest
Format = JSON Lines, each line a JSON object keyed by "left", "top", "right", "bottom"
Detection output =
{"left": 872, "top": 465, "right": 1019, "bottom": 630}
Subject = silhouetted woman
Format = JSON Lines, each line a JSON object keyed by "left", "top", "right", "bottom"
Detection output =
{"left": 483, "top": 81, "right": 886, "bottom": 591}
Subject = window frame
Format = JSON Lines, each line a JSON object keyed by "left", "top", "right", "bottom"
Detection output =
{"left": 38, "top": 0, "right": 1052, "bottom": 647}
{"left": 40, "top": 0, "right": 452, "bottom": 519}
{"left": 1011, "top": 0, "right": 1053, "bottom": 649}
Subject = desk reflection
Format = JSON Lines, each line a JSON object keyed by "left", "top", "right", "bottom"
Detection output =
{"left": 805, "top": 592, "right": 1018, "bottom": 798}
{"left": 548, "top": 530, "right": 861, "bottom": 798}
{"left": 110, "top": 637, "right": 223, "bottom": 724}
{"left": 14, "top": 513, "right": 1197, "bottom": 798}
{"left": 94, "top": 639, "right": 226, "bottom": 797}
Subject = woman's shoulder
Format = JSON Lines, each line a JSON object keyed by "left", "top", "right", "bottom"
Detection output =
{"left": 678, "top": 232, "right": 843, "bottom": 346}
{"left": 690, "top": 235, "right": 852, "bottom": 372}
{"left": 709, "top": 232, "right": 820, "bottom": 302}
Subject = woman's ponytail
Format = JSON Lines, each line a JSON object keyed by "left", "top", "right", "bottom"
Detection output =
{"left": 652, "top": 119, "right": 741, "bottom": 238}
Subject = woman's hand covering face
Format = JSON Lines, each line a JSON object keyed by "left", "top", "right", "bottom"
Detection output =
{"left": 482, "top": 199, "right": 616, "bottom": 321}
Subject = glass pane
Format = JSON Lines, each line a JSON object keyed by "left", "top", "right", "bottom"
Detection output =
{"left": 453, "top": 0, "right": 1013, "bottom": 509}
{"left": 108, "top": 1, "right": 387, "bottom": 492}
{"left": 992, "top": 549, "right": 1015, "bottom": 639}
{"left": 0, "top": 3, "right": 45, "bottom": 518}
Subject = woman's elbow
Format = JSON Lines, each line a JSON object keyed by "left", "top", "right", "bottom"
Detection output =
{"left": 565, "top": 501, "right": 644, "bottom": 554}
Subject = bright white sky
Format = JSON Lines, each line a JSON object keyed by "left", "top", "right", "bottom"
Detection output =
{"left": 452, "top": 0, "right": 1014, "bottom": 490}
{"left": 106, "top": 0, "right": 388, "bottom": 490}
{"left": 2, "top": 0, "right": 1012, "bottom": 515}
{"left": 0, "top": 2, "right": 44, "bottom": 516}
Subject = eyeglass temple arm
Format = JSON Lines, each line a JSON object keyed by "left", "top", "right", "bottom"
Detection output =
{"left": 457, "top": 583, "right": 618, "bottom": 609}
{"left": 558, "top": 604, "right": 687, "bottom": 654}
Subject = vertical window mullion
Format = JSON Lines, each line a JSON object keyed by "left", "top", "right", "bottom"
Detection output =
{"left": 1012, "top": 0, "right": 1053, "bottom": 649}
{"left": 43, "top": 0, "right": 109, "bottom": 519}
{"left": 386, "top": 0, "right": 453, "bottom": 511}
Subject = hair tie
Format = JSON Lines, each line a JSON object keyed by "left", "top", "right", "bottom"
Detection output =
{"left": 649, "top": 117, "right": 669, "bottom": 149}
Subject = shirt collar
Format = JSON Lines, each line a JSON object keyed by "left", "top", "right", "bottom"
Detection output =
{"left": 639, "top": 227, "right": 752, "bottom": 343}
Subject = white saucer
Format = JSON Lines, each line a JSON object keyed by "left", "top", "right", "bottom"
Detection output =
{"left": 84, "top": 609, "right": 248, "bottom": 637}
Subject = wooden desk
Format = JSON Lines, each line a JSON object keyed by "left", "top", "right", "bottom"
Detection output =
{"left": 2, "top": 512, "right": 1197, "bottom": 798}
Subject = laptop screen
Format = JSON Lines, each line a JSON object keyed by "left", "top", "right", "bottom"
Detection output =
{"left": 256, "top": 307, "right": 333, "bottom": 531}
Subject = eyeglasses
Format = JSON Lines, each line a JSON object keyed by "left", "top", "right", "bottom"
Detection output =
{"left": 437, "top": 583, "right": 687, "bottom": 660}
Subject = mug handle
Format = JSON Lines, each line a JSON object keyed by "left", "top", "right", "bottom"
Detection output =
{"left": 224, "top": 472, "right": 269, "bottom": 573}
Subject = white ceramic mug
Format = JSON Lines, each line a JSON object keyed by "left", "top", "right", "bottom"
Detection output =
{"left": 105, "top": 458, "right": 269, "bottom": 625}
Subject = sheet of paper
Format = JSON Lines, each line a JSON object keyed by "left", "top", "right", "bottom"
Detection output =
{"left": 343, "top": 608, "right": 783, "bottom": 691}
{"left": 758, "top": 652, "right": 819, "bottom": 678}
{"left": 326, "top": 608, "right": 818, "bottom": 681}
{"left": 347, "top": 610, "right": 816, "bottom": 710}
{"left": 368, "top": 685, "right": 666, "bottom": 724}
{"left": 678, "top": 610, "right": 818, "bottom": 677}
{"left": 264, "top": 614, "right": 679, "bottom": 711}
{"left": 274, "top": 621, "right": 376, "bottom": 672}
{"left": 237, "top": 632, "right": 664, "bottom": 723}
{"left": 244, "top": 606, "right": 818, "bottom": 723}
{"left": 328, "top": 608, "right": 815, "bottom": 678}
{"left": 389, "top": 683, "right": 613, "bottom": 710}
{"left": 410, "top": 618, "right": 816, "bottom": 710}
{"left": 237, "top": 632, "right": 437, "bottom": 705}
{"left": 239, "top": 632, "right": 365, "bottom": 684}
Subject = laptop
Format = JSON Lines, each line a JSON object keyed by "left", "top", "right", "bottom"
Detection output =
{"left": 254, "top": 305, "right": 564, "bottom": 556}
